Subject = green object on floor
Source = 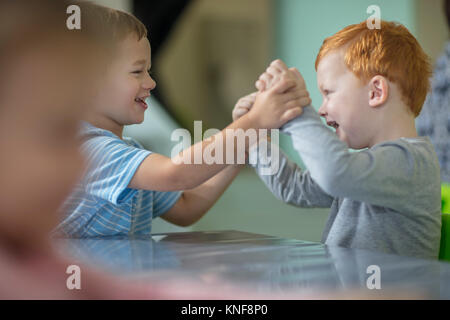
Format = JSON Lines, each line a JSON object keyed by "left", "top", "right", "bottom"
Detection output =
{"left": 440, "top": 212, "right": 450, "bottom": 262}
{"left": 440, "top": 185, "right": 450, "bottom": 261}
{"left": 443, "top": 184, "right": 450, "bottom": 214}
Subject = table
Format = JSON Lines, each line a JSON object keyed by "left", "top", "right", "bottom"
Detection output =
{"left": 56, "top": 230, "right": 450, "bottom": 299}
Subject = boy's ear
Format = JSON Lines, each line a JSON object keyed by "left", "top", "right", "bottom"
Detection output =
{"left": 368, "top": 75, "right": 389, "bottom": 108}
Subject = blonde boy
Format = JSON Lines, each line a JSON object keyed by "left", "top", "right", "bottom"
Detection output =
{"left": 55, "top": 3, "right": 311, "bottom": 237}
{"left": 235, "top": 21, "right": 441, "bottom": 259}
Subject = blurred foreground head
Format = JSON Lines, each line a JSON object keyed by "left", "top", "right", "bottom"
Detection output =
{"left": 0, "top": 0, "right": 112, "bottom": 252}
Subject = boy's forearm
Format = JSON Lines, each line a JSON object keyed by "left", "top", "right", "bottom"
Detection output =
{"left": 130, "top": 114, "right": 262, "bottom": 192}
{"left": 185, "top": 165, "right": 242, "bottom": 218}
{"left": 170, "top": 115, "right": 260, "bottom": 189}
{"left": 251, "top": 145, "right": 333, "bottom": 208}
{"left": 163, "top": 165, "right": 243, "bottom": 226}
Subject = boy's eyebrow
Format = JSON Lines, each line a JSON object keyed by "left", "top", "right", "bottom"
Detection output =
{"left": 133, "top": 59, "right": 147, "bottom": 66}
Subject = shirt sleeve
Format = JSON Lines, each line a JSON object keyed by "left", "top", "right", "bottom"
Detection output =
{"left": 280, "top": 106, "right": 432, "bottom": 211}
{"left": 82, "top": 135, "right": 151, "bottom": 205}
{"left": 249, "top": 141, "right": 333, "bottom": 208}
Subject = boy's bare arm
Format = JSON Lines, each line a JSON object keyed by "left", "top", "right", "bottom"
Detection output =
{"left": 160, "top": 164, "right": 243, "bottom": 226}
{"left": 162, "top": 79, "right": 309, "bottom": 227}
{"left": 128, "top": 77, "right": 304, "bottom": 191}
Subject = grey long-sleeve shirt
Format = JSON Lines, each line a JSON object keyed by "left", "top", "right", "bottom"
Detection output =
{"left": 251, "top": 106, "right": 442, "bottom": 259}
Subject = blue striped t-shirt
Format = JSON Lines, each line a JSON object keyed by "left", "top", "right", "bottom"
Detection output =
{"left": 54, "top": 122, "right": 182, "bottom": 238}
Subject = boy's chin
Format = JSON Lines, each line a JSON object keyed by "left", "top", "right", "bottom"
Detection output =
{"left": 123, "top": 116, "right": 145, "bottom": 126}
{"left": 338, "top": 133, "right": 360, "bottom": 149}
{"left": 346, "top": 139, "right": 369, "bottom": 150}
{"left": 337, "top": 130, "right": 366, "bottom": 149}
{"left": 135, "top": 116, "right": 145, "bottom": 124}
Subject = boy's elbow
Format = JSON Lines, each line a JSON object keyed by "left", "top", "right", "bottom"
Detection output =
{"left": 165, "top": 194, "right": 206, "bottom": 227}
{"left": 165, "top": 163, "right": 197, "bottom": 190}
{"left": 171, "top": 211, "right": 204, "bottom": 227}
{"left": 173, "top": 219, "right": 195, "bottom": 228}
{"left": 318, "top": 179, "right": 340, "bottom": 197}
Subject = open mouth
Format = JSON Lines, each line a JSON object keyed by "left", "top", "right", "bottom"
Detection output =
{"left": 135, "top": 97, "right": 148, "bottom": 110}
{"left": 327, "top": 121, "right": 339, "bottom": 130}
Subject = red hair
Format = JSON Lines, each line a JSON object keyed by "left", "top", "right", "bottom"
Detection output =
{"left": 315, "top": 20, "right": 431, "bottom": 117}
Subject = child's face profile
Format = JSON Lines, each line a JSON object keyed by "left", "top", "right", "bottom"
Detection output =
{"left": 95, "top": 35, "right": 156, "bottom": 127}
{"left": 317, "top": 49, "right": 375, "bottom": 149}
{"left": 0, "top": 40, "right": 100, "bottom": 250}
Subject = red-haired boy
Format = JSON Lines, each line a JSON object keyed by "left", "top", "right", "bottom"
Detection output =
{"left": 234, "top": 21, "right": 441, "bottom": 259}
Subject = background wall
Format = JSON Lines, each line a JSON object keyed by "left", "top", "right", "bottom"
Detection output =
{"left": 92, "top": 0, "right": 131, "bottom": 12}
{"left": 94, "top": 0, "right": 449, "bottom": 241}
{"left": 156, "top": 0, "right": 273, "bottom": 133}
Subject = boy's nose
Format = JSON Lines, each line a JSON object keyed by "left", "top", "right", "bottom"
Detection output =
{"left": 318, "top": 104, "right": 327, "bottom": 117}
{"left": 144, "top": 75, "right": 156, "bottom": 91}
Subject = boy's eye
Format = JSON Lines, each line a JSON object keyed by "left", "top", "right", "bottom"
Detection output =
{"left": 132, "top": 70, "right": 152, "bottom": 75}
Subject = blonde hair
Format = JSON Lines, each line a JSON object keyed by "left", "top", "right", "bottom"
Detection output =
{"left": 315, "top": 20, "right": 432, "bottom": 117}
{"left": 79, "top": 1, "right": 147, "bottom": 41}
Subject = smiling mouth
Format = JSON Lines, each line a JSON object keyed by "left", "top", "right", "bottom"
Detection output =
{"left": 327, "top": 121, "right": 339, "bottom": 130}
{"left": 135, "top": 97, "right": 148, "bottom": 109}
